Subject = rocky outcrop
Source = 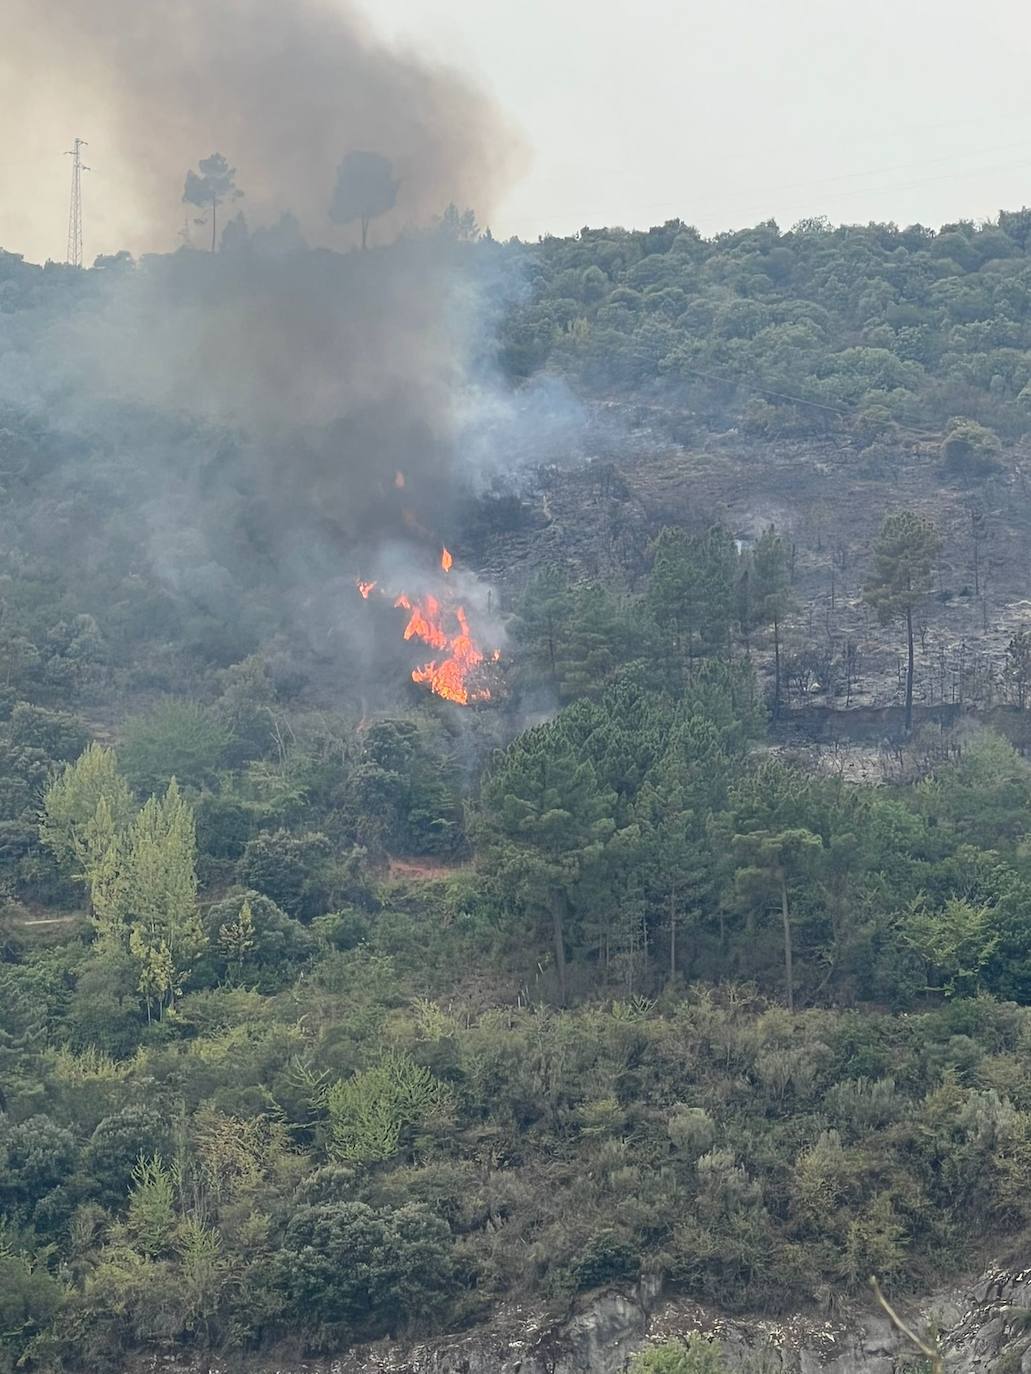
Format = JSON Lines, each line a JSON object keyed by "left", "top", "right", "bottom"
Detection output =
{"left": 138, "top": 1266, "right": 1031, "bottom": 1374}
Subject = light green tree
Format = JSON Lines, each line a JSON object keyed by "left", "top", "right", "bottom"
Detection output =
{"left": 125, "top": 1155, "right": 177, "bottom": 1257}
{"left": 327, "top": 1052, "right": 454, "bottom": 1164}
{"left": 85, "top": 785, "right": 203, "bottom": 1022}
{"left": 176, "top": 1219, "right": 228, "bottom": 1339}
{"left": 40, "top": 742, "right": 134, "bottom": 875}
{"left": 902, "top": 897, "right": 999, "bottom": 997}
{"left": 217, "top": 896, "right": 256, "bottom": 985}
{"left": 115, "top": 780, "right": 202, "bottom": 1020}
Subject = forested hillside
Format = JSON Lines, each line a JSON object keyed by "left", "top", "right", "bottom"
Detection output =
{"left": 501, "top": 211, "right": 1031, "bottom": 444}
{"left": 3, "top": 207, "right": 1031, "bottom": 1372}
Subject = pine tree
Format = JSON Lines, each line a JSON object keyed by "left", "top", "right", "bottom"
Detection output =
{"left": 479, "top": 716, "right": 617, "bottom": 1003}
{"left": 634, "top": 719, "right": 725, "bottom": 982}
{"left": 0, "top": 964, "right": 44, "bottom": 1111}
{"left": 731, "top": 826, "right": 823, "bottom": 1012}
{"left": 648, "top": 525, "right": 739, "bottom": 677}
{"left": 750, "top": 526, "right": 794, "bottom": 716}
{"left": 863, "top": 512, "right": 942, "bottom": 733}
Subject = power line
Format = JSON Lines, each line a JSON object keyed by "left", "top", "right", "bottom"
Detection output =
{"left": 64, "top": 138, "right": 89, "bottom": 267}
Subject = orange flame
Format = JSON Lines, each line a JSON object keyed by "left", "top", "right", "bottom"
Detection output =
{"left": 356, "top": 552, "right": 498, "bottom": 705}
{"left": 393, "top": 592, "right": 491, "bottom": 704}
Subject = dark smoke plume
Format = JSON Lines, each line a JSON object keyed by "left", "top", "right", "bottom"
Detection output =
{"left": 4, "top": 0, "right": 520, "bottom": 252}
{"left": 0, "top": 2, "right": 579, "bottom": 704}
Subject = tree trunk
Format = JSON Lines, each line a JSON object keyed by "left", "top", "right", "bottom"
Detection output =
{"left": 780, "top": 874, "right": 794, "bottom": 1013}
{"left": 211, "top": 196, "right": 217, "bottom": 253}
{"left": 550, "top": 891, "right": 568, "bottom": 1006}
{"left": 669, "top": 888, "right": 677, "bottom": 983}
{"left": 773, "top": 618, "right": 782, "bottom": 719}
{"left": 905, "top": 604, "right": 915, "bottom": 734}
{"left": 361, "top": 215, "right": 369, "bottom": 250}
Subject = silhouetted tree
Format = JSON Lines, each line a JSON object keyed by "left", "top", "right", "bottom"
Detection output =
{"left": 330, "top": 150, "right": 398, "bottom": 249}
{"left": 183, "top": 153, "right": 242, "bottom": 252}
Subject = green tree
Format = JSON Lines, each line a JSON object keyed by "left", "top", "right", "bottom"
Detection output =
{"left": 120, "top": 699, "right": 231, "bottom": 796}
{"left": 731, "top": 827, "right": 823, "bottom": 1013}
{"left": 235, "top": 828, "right": 332, "bottom": 920}
{"left": 84, "top": 1106, "right": 170, "bottom": 1208}
{"left": 478, "top": 716, "right": 617, "bottom": 1003}
{"left": 0, "top": 1253, "right": 63, "bottom": 1373}
{"left": 39, "top": 742, "right": 134, "bottom": 876}
{"left": 0, "top": 965, "right": 44, "bottom": 1113}
{"left": 750, "top": 526, "right": 794, "bottom": 715}
{"left": 280, "top": 1201, "right": 458, "bottom": 1340}
{"left": 941, "top": 416, "right": 1002, "bottom": 477}
{"left": 633, "top": 736, "right": 711, "bottom": 982}
{"left": 863, "top": 511, "right": 942, "bottom": 733}
{"left": 198, "top": 889, "right": 312, "bottom": 991}
{"left": 0, "top": 1114, "right": 78, "bottom": 1221}
{"left": 118, "top": 780, "right": 202, "bottom": 1020}
{"left": 648, "top": 526, "right": 738, "bottom": 675}
{"left": 1006, "top": 627, "right": 1031, "bottom": 708}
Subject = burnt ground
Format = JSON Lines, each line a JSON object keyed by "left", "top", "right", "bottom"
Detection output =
{"left": 463, "top": 406, "right": 1031, "bottom": 742}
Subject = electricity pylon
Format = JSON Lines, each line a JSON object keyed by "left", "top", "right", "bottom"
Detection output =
{"left": 65, "top": 138, "right": 89, "bottom": 267}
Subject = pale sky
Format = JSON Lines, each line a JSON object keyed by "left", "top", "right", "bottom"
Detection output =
{"left": 3, "top": 0, "right": 1031, "bottom": 262}
{"left": 374, "top": 0, "right": 1031, "bottom": 240}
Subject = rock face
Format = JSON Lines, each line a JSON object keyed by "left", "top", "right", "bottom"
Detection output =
{"left": 140, "top": 1267, "right": 1031, "bottom": 1374}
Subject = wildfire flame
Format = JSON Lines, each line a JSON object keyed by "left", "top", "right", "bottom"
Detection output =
{"left": 401, "top": 598, "right": 487, "bottom": 704}
{"left": 356, "top": 547, "right": 497, "bottom": 705}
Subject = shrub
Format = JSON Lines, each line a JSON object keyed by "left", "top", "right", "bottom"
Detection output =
{"left": 942, "top": 417, "right": 1002, "bottom": 476}
{"left": 279, "top": 1201, "right": 460, "bottom": 1341}
{"left": 120, "top": 699, "right": 231, "bottom": 794}
{"left": 326, "top": 1052, "right": 454, "bottom": 1164}
{"left": 236, "top": 829, "right": 331, "bottom": 920}
{"left": 630, "top": 1335, "right": 728, "bottom": 1374}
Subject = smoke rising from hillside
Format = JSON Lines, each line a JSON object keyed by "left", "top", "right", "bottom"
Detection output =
{"left": 2, "top": 0, "right": 520, "bottom": 253}
{"left": 0, "top": 2, "right": 562, "bottom": 699}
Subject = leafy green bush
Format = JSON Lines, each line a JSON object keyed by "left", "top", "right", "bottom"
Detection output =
{"left": 120, "top": 699, "right": 231, "bottom": 795}
{"left": 326, "top": 1052, "right": 454, "bottom": 1164}
{"left": 630, "top": 1336, "right": 728, "bottom": 1374}
{"left": 278, "top": 1201, "right": 460, "bottom": 1341}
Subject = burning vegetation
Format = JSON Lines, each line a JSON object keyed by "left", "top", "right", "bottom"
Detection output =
{"left": 358, "top": 547, "right": 500, "bottom": 704}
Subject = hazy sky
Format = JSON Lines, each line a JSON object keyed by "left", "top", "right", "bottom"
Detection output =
{"left": 371, "top": 0, "right": 1031, "bottom": 240}
{"left": 3, "top": 0, "right": 1031, "bottom": 263}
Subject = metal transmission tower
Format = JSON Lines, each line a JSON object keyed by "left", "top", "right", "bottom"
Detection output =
{"left": 64, "top": 138, "right": 89, "bottom": 267}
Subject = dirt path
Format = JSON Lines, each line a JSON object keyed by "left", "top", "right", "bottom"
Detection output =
{"left": 387, "top": 857, "right": 469, "bottom": 881}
